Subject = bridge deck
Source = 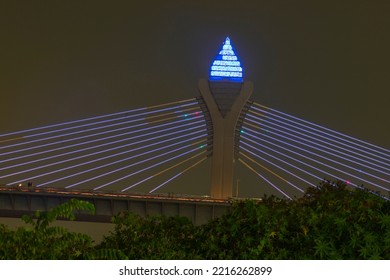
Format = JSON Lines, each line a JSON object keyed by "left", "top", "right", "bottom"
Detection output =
{"left": 0, "top": 186, "right": 231, "bottom": 225}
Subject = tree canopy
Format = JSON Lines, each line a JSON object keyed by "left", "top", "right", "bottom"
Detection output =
{"left": 1, "top": 180, "right": 389, "bottom": 259}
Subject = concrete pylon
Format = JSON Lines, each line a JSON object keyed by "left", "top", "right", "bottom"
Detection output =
{"left": 198, "top": 78, "right": 253, "bottom": 199}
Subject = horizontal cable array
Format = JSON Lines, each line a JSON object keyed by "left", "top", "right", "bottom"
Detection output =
{"left": 238, "top": 102, "right": 390, "bottom": 199}
{"left": 0, "top": 98, "right": 210, "bottom": 193}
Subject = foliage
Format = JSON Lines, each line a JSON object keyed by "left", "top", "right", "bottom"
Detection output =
{"left": 95, "top": 180, "right": 390, "bottom": 259}
{"left": 0, "top": 199, "right": 96, "bottom": 259}
{"left": 1, "top": 181, "right": 389, "bottom": 259}
{"left": 98, "top": 212, "right": 198, "bottom": 259}
{"left": 194, "top": 180, "right": 390, "bottom": 259}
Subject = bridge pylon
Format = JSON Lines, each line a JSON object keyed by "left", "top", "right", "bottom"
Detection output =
{"left": 198, "top": 78, "right": 253, "bottom": 199}
{"left": 197, "top": 37, "right": 253, "bottom": 199}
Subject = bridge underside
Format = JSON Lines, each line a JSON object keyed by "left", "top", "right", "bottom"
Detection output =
{"left": 0, "top": 187, "right": 231, "bottom": 226}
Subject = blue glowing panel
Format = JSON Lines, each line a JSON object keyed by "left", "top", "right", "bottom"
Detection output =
{"left": 210, "top": 37, "right": 243, "bottom": 82}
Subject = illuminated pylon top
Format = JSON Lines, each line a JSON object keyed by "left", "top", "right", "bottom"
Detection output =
{"left": 209, "top": 37, "right": 243, "bottom": 82}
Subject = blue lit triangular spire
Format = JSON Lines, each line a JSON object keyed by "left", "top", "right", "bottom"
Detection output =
{"left": 209, "top": 37, "right": 243, "bottom": 82}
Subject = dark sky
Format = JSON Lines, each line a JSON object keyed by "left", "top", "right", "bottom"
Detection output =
{"left": 1, "top": 1, "right": 389, "bottom": 197}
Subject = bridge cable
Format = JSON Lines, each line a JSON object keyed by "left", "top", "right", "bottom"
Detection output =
{"left": 0, "top": 98, "right": 197, "bottom": 138}
{"left": 242, "top": 122, "right": 390, "bottom": 183}
{"left": 238, "top": 157, "right": 292, "bottom": 200}
{"left": 252, "top": 102, "right": 390, "bottom": 154}
{"left": 250, "top": 104, "right": 390, "bottom": 163}
{"left": 10, "top": 132, "right": 207, "bottom": 187}
{"left": 0, "top": 104, "right": 201, "bottom": 151}
{"left": 244, "top": 114, "right": 390, "bottom": 174}
{"left": 121, "top": 150, "right": 208, "bottom": 192}
{"left": 149, "top": 156, "right": 208, "bottom": 193}
{"left": 93, "top": 140, "right": 208, "bottom": 191}
{"left": 1, "top": 126, "right": 206, "bottom": 180}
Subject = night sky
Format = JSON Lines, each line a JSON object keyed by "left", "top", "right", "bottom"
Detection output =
{"left": 1, "top": 1, "right": 389, "bottom": 197}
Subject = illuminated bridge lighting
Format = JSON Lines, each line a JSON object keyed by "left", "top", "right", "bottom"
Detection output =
{"left": 0, "top": 119, "right": 205, "bottom": 171}
{"left": 1, "top": 127, "right": 206, "bottom": 180}
{"left": 244, "top": 115, "right": 390, "bottom": 175}
{"left": 246, "top": 109, "right": 390, "bottom": 169}
{"left": 0, "top": 98, "right": 197, "bottom": 138}
{"left": 243, "top": 121, "right": 390, "bottom": 182}
{"left": 238, "top": 157, "right": 292, "bottom": 200}
{"left": 0, "top": 103, "right": 199, "bottom": 152}
{"left": 241, "top": 132, "right": 390, "bottom": 193}
{"left": 250, "top": 104, "right": 390, "bottom": 163}
{"left": 1, "top": 33, "right": 389, "bottom": 201}
{"left": 209, "top": 37, "right": 243, "bottom": 81}
{"left": 1, "top": 95, "right": 389, "bottom": 200}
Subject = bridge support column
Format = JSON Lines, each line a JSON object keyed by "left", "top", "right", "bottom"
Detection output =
{"left": 198, "top": 78, "right": 253, "bottom": 199}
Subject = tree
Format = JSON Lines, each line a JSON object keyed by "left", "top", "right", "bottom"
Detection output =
{"left": 0, "top": 198, "right": 96, "bottom": 259}
{"left": 98, "top": 212, "right": 199, "bottom": 259}
{"left": 194, "top": 180, "right": 390, "bottom": 259}
{"left": 1, "top": 180, "right": 389, "bottom": 259}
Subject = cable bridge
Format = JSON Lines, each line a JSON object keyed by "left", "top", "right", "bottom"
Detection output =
{"left": 1, "top": 37, "right": 389, "bottom": 225}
